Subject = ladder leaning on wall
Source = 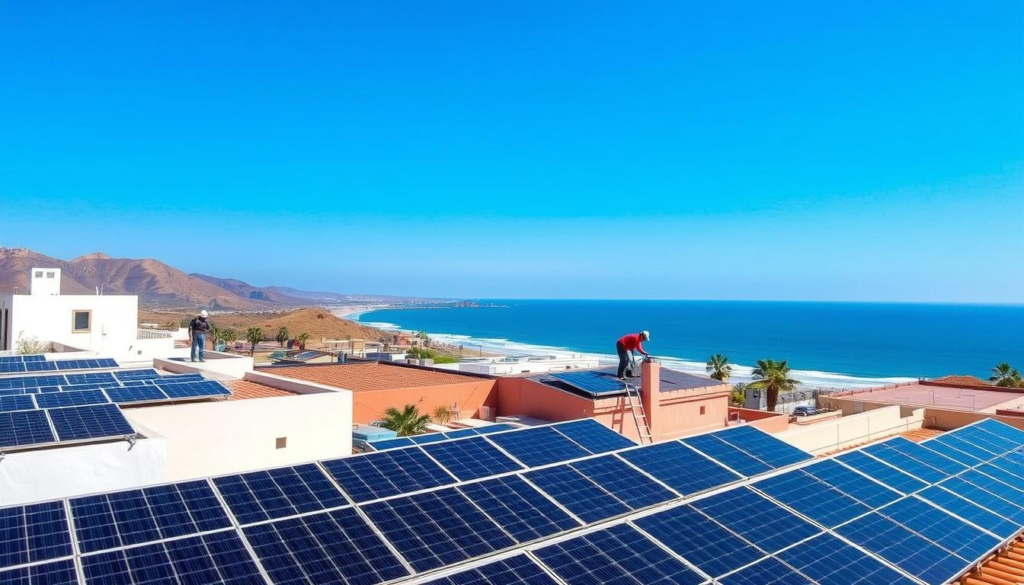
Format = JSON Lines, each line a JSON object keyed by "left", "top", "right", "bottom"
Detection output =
{"left": 623, "top": 381, "right": 653, "bottom": 444}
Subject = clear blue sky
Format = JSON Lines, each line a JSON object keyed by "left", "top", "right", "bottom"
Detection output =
{"left": 2, "top": 2, "right": 1021, "bottom": 302}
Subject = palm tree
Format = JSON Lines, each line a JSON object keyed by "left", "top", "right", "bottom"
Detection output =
{"left": 297, "top": 332, "right": 311, "bottom": 350}
{"left": 731, "top": 382, "right": 748, "bottom": 407}
{"left": 275, "top": 327, "right": 289, "bottom": 347}
{"left": 990, "top": 363, "right": 1023, "bottom": 388}
{"left": 381, "top": 405, "right": 431, "bottom": 436}
{"left": 748, "top": 359, "right": 800, "bottom": 411}
{"left": 433, "top": 404, "right": 458, "bottom": 426}
{"left": 706, "top": 354, "right": 732, "bottom": 381}
{"left": 245, "top": 327, "right": 263, "bottom": 356}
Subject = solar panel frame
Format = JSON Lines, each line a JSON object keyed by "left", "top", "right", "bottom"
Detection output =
{"left": 876, "top": 496, "right": 1000, "bottom": 562}
{"left": 569, "top": 454, "right": 676, "bottom": 510}
{"left": 878, "top": 438, "right": 968, "bottom": 476}
{"left": 937, "top": 476, "right": 1024, "bottom": 525}
{"left": 321, "top": 448, "right": 457, "bottom": 503}
{"left": 975, "top": 418, "right": 1024, "bottom": 445}
{"left": 0, "top": 559, "right": 78, "bottom": 585}
{"left": 486, "top": 426, "right": 591, "bottom": 467}
{"left": 718, "top": 556, "right": 812, "bottom": 585}
{"left": 550, "top": 419, "right": 636, "bottom": 453}
{"left": 46, "top": 404, "right": 134, "bottom": 443}
{"left": 212, "top": 463, "right": 349, "bottom": 525}
{"left": 712, "top": 425, "right": 813, "bottom": 468}
{"left": 0, "top": 410, "right": 56, "bottom": 448}
{"left": 63, "top": 372, "right": 117, "bottom": 386}
{"left": 689, "top": 487, "right": 821, "bottom": 554}
{"left": 917, "top": 485, "right": 1020, "bottom": 539}
{"left": 103, "top": 385, "right": 169, "bottom": 404}
{"left": 421, "top": 436, "right": 525, "bottom": 481}
{"left": 456, "top": 475, "right": 580, "bottom": 543}
{"left": 753, "top": 469, "right": 872, "bottom": 528}
{"left": 370, "top": 437, "right": 416, "bottom": 450}
{"left": 549, "top": 370, "right": 626, "bottom": 395}
{"left": 0, "top": 394, "right": 36, "bottom": 413}
{"left": 524, "top": 464, "right": 631, "bottom": 523}
{"left": 777, "top": 532, "right": 918, "bottom": 585}
{"left": 802, "top": 459, "right": 903, "bottom": 509}
{"left": 154, "top": 380, "right": 231, "bottom": 400}
{"left": 617, "top": 441, "right": 742, "bottom": 496}
{"left": 835, "top": 451, "right": 929, "bottom": 494}
{"left": 0, "top": 501, "right": 74, "bottom": 570}
{"left": 33, "top": 389, "right": 110, "bottom": 409}
{"left": 680, "top": 433, "right": 775, "bottom": 477}
{"left": 425, "top": 554, "right": 559, "bottom": 585}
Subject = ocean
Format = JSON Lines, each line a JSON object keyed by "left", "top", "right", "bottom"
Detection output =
{"left": 355, "top": 300, "right": 1024, "bottom": 389}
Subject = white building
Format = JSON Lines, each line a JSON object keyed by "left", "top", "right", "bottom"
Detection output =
{"left": 435, "top": 353, "right": 602, "bottom": 375}
{"left": 0, "top": 267, "right": 174, "bottom": 363}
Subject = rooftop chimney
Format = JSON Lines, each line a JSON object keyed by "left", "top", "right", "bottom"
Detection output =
{"left": 641, "top": 358, "right": 660, "bottom": 440}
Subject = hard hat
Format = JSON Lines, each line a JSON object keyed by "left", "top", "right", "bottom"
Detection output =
{"left": 640, "top": 330, "right": 650, "bottom": 340}
{"left": 200, "top": 310, "right": 208, "bottom": 318}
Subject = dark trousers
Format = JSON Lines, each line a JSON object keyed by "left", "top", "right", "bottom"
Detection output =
{"left": 616, "top": 341, "right": 630, "bottom": 378}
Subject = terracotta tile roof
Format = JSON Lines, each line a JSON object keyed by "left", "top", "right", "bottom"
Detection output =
{"left": 899, "top": 427, "right": 945, "bottom": 442}
{"left": 933, "top": 375, "right": 993, "bottom": 387}
{"left": 225, "top": 380, "right": 297, "bottom": 401}
{"left": 260, "top": 362, "right": 489, "bottom": 393}
{"left": 959, "top": 535, "right": 1024, "bottom": 584}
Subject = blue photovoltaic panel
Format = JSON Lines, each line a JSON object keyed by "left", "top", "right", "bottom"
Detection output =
{"left": 754, "top": 469, "right": 871, "bottom": 528}
{"left": 422, "top": 436, "right": 524, "bottom": 481}
{"left": 879, "top": 438, "right": 968, "bottom": 476}
{"left": 53, "top": 358, "right": 118, "bottom": 371}
{"left": 0, "top": 559, "right": 78, "bottom": 585}
{"left": 879, "top": 496, "right": 999, "bottom": 562}
{"left": 976, "top": 418, "right": 1024, "bottom": 445}
{"left": 0, "top": 501, "right": 73, "bottom": 569}
{"left": 0, "top": 410, "right": 56, "bottom": 448}
{"left": 836, "top": 512, "right": 967, "bottom": 584}
{"left": 919, "top": 437, "right": 987, "bottom": 466}
{"left": 712, "top": 425, "right": 813, "bottom": 468}
{"left": 370, "top": 437, "right": 416, "bottom": 451}
{"left": 552, "top": 419, "right": 635, "bottom": 453}
{"left": 244, "top": 507, "right": 410, "bottom": 584}
{"left": 953, "top": 426, "right": 1018, "bottom": 455}
{"left": 836, "top": 451, "right": 929, "bottom": 494}
{"left": 487, "top": 426, "right": 591, "bottom": 467}
{"left": 634, "top": 504, "right": 764, "bottom": 578}
{"left": 80, "top": 530, "right": 264, "bottom": 585}
{"left": 779, "top": 533, "right": 918, "bottom": 585}
{"left": 931, "top": 432, "right": 1003, "bottom": 460}
{"left": 533, "top": 524, "right": 704, "bottom": 585}
{"left": 690, "top": 487, "right": 820, "bottom": 553}
{"left": 958, "top": 469, "right": 1024, "bottom": 502}
{"left": 0, "top": 356, "right": 22, "bottom": 364}
{"left": 69, "top": 480, "right": 232, "bottom": 553}
{"left": 719, "top": 557, "right": 812, "bottom": 585}
{"left": 525, "top": 464, "right": 630, "bottom": 523}
{"left": 474, "top": 423, "right": 518, "bottom": 434}
{"left": 457, "top": 475, "right": 580, "bottom": 542}
{"left": 23, "top": 361, "right": 57, "bottom": 372}
{"left": 21, "top": 355, "right": 45, "bottom": 362}
{"left": 0, "top": 374, "right": 65, "bottom": 390}
{"left": 0, "top": 394, "right": 36, "bottom": 413}
{"left": 408, "top": 432, "right": 449, "bottom": 445}
{"left": 986, "top": 456, "right": 1024, "bottom": 483}
{"left": 362, "top": 488, "right": 517, "bottom": 572}
{"left": 47, "top": 404, "right": 134, "bottom": 442}
{"left": 681, "top": 433, "right": 774, "bottom": 477}
{"left": 321, "top": 448, "right": 456, "bottom": 503}
{"left": 549, "top": 370, "right": 625, "bottom": 395}
{"left": 440, "top": 428, "right": 479, "bottom": 440}
{"left": 570, "top": 454, "right": 675, "bottom": 509}
{"left": 803, "top": 460, "right": 902, "bottom": 509}
{"left": 63, "top": 372, "right": 116, "bottom": 386}
{"left": 938, "top": 476, "right": 1024, "bottom": 525}
{"left": 918, "top": 485, "right": 1020, "bottom": 539}
{"left": 104, "top": 385, "right": 168, "bottom": 404}
{"left": 0, "top": 362, "right": 25, "bottom": 373}
{"left": 618, "top": 441, "right": 742, "bottom": 495}
{"left": 155, "top": 380, "right": 231, "bottom": 399}
{"left": 426, "top": 554, "right": 559, "bottom": 585}
{"left": 113, "top": 369, "right": 162, "bottom": 380}
{"left": 213, "top": 463, "right": 348, "bottom": 524}
{"left": 33, "top": 389, "right": 109, "bottom": 409}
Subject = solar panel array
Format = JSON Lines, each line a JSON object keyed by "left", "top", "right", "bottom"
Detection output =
{"left": 0, "top": 371, "right": 226, "bottom": 409}
{"left": 369, "top": 423, "right": 520, "bottom": 450}
{"left": 0, "top": 356, "right": 119, "bottom": 374}
{"left": 1, "top": 417, "right": 1023, "bottom": 585}
{"left": 0, "top": 403, "right": 135, "bottom": 449}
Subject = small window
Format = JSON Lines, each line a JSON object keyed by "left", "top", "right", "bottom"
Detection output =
{"left": 275, "top": 437, "right": 287, "bottom": 449}
{"left": 46, "top": 272, "right": 55, "bottom": 278}
{"left": 35, "top": 271, "right": 43, "bottom": 278}
{"left": 699, "top": 406, "right": 706, "bottom": 415}
{"left": 72, "top": 310, "right": 91, "bottom": 333}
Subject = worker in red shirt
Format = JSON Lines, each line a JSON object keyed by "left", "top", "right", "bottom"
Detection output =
{"left": 616, "top": 331, "right": 650, "bottom": 379}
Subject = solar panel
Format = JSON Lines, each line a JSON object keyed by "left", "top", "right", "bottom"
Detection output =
{"left": 953, "top": 426, "right": 1018, "bottom": 455}
{"left": 69, "top": 480, "right": 232, "bottom": 553}
{"left": 836, "top": 451, "right": 929, "bottom": 494}
{"left": 617, "top": 441, "right": 742, "bottom": 496}
{"left": 0, "top": 394, "right": 36, "bottom": 413}
{"left": 213, "top": 464, "right": 348, "bottom": 525}
{"left": 440, "top": 428, "right": 478, "bottom": 440}
{"left": 551, "top": 419, "right": 635, "bottom": 453}
{"left": 80, "top": 530, "right": 264, "bottom": 584}
{"left": 486, "top": 426, "right": 591, "bottom": 467}
{"left": 633, "top": 504, "right": 764, "bottom": 578}
{"left": 33, "top": 389, "right": 110, "bottom": 409}
{"left": 754, "top": 469, "right": 871, "bottom": 528}
{"left": 836, "top": 511, "right": 968, "bottom": 584}
{"left": 0, "top": 355, "right": 22, "bottom": 364}
{"left": 64, "top": 372, "right": 116, "bottom": 386}
{"left": 154, "top": 380, "right": 231, "bottom": 399}
{"left": 975, "top": 418, "right": 1024, "bottom": 445}
{"left": 712, "top": 425, "right": 813, "bottom": 468}
{"left": 719, "top": 556, "right": 812, "bottom": 585}
{"left": 112, "top": 369, "right": 162, "bottom": 380}
{"left": 917, "top": 485, "right": 1020, "bottom": 539}
{"left": 0, "top": 501, "right": 73, "bottom": 569}
{"left": 104, "top": 384, "right": 168, "bottom": 403}
{"left": 879, "top": 438, "right": 968, "bottom": 476}
{"left": 474, "top": 423, "right": 518, "bottom": 434}
{"left": 0, "top": 374, "right": 65, "bottom": 390}
{"left": 422, "top": 436, "right": 524, "bottom": 480}
{"left": 928, "top": 429, "right": 1004, "bottom": 460}
{"left": 878, "top": 496, "right": 999, "bottom": 561}
{"left": 549, "top": 370, "right": 626, "bottom": 395}
{"left": 0, "top": 410, "right": 56, "bottom": 448}
{"left": 47, "top": 404, "right": 134, "bottom": 442}
{"left": 570, "top": 454, "right": 676, "bottom": 509}
{"left": 525, "top": 464, "right": 631, "bottom": 523}
{"left": 802, "top": 459, "right": 902, "bottom": 509}
{"left": 457, "top": 475, "right": 580, "bottom": 542}
{"left": 426, "top": 554, "right": 559, "bottom": 585}
{"left": 362, "top": 488, "right": 517, "bottom": 572}
{"left": 53, "top": 358, "right": 118, "bottom": 371}
{"left": 689, "top": 487, "right": 820, "bottom": 553}
{"left": 370, "top": 437, "right": 416, "bottom": 450}
{"left": 680, "top": 433, "right": 774, "bottom": 477}
{"left": 23, "top": 361, "right": 57, "bottom": 372}
{"left": 0, "top": 362, "right": 25, "bottom": 373}
{"left": 919, "top": 437, "right": 987, "bottom": 466}
{"left": 533, "top": 524, "right": 705, "bottom": 585}
{"left": 244, "top": 507, "right": 410, "bottom": 584}
{"left": 958, "top": 469, "right": 1024, "bottom": 503}
{"left": 986, "top": 455, "right": 1024, "bottom": 483}
{"left": 778, "top": 532, "right": 918, "bottom": 585}
{"left": 321, "top": 448, "right": 456, "bottom": 503}
{"left": 937, "top": 476, "right": 1024, "bottom": 525}
{"left": 0, "top": 559, "right": 78, "bottom": 585}
{"left": 408, "top": 432, "right": 450, "bottom": 445}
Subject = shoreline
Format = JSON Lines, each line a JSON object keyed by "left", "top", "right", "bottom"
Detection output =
{"left": 352, "top": 311, "right": 916, "bottom": 390}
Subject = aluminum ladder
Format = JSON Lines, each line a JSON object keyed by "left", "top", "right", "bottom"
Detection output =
{"left": 623, "top": 381, "right": 653, "bottom": 444}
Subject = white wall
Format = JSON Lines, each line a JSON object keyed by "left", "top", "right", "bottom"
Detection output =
{"left": 0, "top": 438, "right": 167, "bottom": 506}
{"left": 775, "top": 405, "right": 925, "bottom": 455}
{"left": 123, "top": 392, "right": 353, "bottom": 481}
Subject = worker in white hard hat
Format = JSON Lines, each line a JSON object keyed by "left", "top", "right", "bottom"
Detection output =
{"left": 616, "top": 330, "right": 651, "bottom": 379}
{"left": 188, "top": 309, "right": 212, "bottom": 362}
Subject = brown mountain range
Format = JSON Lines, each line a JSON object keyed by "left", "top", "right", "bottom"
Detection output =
{"left": 0, "top": 247, "right": 320, "bottom": 310}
